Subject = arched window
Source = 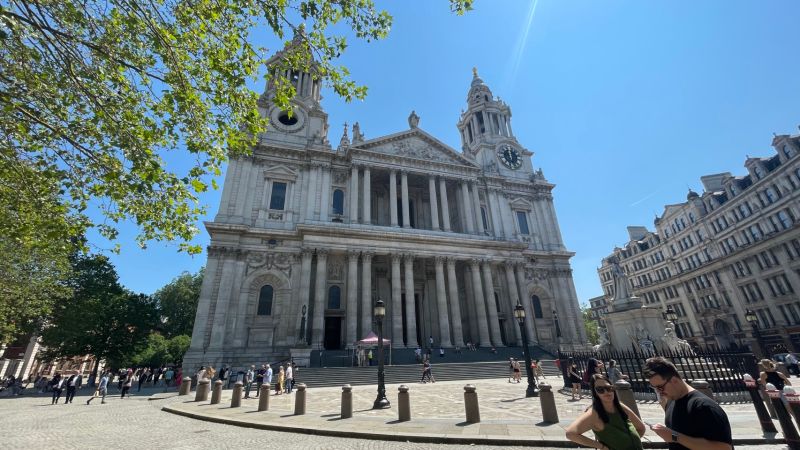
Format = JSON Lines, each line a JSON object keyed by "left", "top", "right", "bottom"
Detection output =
{"left": 257, "top": 285, "right": 273, "bottom": 315}
{"left": 531, "top": 295, "right": 543, "bottom": 318}
{"left": 328, "top": 285, "right": 341, "bottom": 309}
{"left": 332, "top": 189, "right": 344, "bottom": 215}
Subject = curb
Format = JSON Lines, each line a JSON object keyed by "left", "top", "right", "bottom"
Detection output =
{"left": 161, "top": 403, "right": 785, "bottom": 448}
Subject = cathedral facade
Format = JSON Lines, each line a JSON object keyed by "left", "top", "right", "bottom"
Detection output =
{"left": 183, "top": 49, "right": 586, "bottom": 370}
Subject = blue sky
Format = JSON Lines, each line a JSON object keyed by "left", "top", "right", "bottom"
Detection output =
{"left": 98, "top": 0, "right": 800, "bottom": 305}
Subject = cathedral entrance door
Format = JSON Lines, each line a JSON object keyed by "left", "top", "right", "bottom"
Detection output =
{"left": 324, "top": 317, "right": 342, "bottom": 350}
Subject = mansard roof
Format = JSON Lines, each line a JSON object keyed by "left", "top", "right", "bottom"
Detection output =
{"left": 349, "top": 127, "right": 479, "bottom": 169}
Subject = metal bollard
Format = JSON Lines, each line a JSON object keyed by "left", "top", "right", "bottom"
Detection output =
{"left": 294, "top": 383, "right": 307, "bottom": 415}
{"left": 742, "top": 374, "right": 777, "bottom": 433}
{"left": 689, "top": 379, "right": 715, "bottom": 402}
{"left": 398, "top": 385, "right": 411, "bottom": 422}
{"left": 766, "top": 383, "right": 800, "bottom": 450}
{"left": 258, "top": 383, "right": 270, "bottom": 412}
{"left": 230, "top": 381, "right": 243, "bottom": 408}
{"left": 539, "top": 383, "right": 559, "bottom": 424}
{"left": 614, "top": 380, "right": 639, "bottom": 417}
{"left": 194, "top": 379, "right": 210, "bottom": 402}
{"left": 463, "top": 384, "right": 480, "bottom": 424}
{"left": 210, "top": 380, "right": 223, "bottom": 404}
{"left": 341, "top": 385, "right": 353, "bottom": 419}
{"left": 179, "top": 377, "right": 192, "bottom": 396}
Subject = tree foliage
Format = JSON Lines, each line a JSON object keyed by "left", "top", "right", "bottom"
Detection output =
{"left": 0, "top": 0, "right": 472, "bottom": 256}
{"left": 582, "top": 305, "right": 599, "bottom": 345}
{"left": 39, "top": 254, "right": 159, "bottom": 368}
{"left": 153, "top": 269, "right": 203, "bottom": 338}
{"left": 129, "top": 333, "right": 190, "bottom": 367}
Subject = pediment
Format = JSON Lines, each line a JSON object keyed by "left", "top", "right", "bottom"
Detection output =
{"left": 262, "top": 164, "right": 299, "bottom": 179}
{"left": 353, "top": 129, "right": 476, "bottom": 168}
{"left": 509, "top": 197, "right": 533, "bottom": 209}
{"left": 659, "top": 204, "right": 684, "bottom": 219}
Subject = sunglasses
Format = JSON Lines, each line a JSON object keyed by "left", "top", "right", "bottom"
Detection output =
{"left": 595, "top": 385, "right": 615, "bottom": 394}
{"left": 650, "top": 375, "right": 673, "bottom": 392}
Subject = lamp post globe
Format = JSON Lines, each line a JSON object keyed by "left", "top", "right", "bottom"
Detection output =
{"left": 665, "top": 305, "right": 678, "bottom": 322}
{"left": 745, "top": 308, "right": 763, "bottom": 357}
{"left": 514, "top": 303, "right": 538, "bottom": 397}
{"left": 372, "top": 298, "right": 390, "bottom": 409}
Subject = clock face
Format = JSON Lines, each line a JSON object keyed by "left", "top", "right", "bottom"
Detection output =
{"left": 497, "top": 145, "right": 522, "bottom": 169}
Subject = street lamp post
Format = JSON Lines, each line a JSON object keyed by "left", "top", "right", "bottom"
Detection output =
{"left": 664, "top": 305, "right": 678, "bottom": 323}
{"left": 514, "top": 303, "right": 539, "bottom": 397}
{"left": 372, "top": 298, "right": 390, "bottom": 409}
{"left": 745, "top": 309, "right": 763, "bottom": 358}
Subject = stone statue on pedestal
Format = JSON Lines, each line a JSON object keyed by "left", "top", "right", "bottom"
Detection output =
{"left": 609, "top": 256, "right": 640, "bottom": 311}
{"left": 593, "top": 326, "right": 611, "bottom": 353}
{"left": 663, "top": 321, "right": 693, "bottom": 354}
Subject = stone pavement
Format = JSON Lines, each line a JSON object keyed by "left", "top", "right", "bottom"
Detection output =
{"left": 161, "top": 376, "right": 787, "bottom": 448}
{"left": 0, "top": 382, "right": 786, "bottom": 449}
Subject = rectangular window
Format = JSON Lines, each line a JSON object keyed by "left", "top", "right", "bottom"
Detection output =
{"left": 516, "top": 211, "right": 530, "bottom": 235}
{"left": 269, "top": 182, "right": 287, "bottom": 210}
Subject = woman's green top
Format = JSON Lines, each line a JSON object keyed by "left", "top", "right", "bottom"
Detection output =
{"left": 593, "top": 411, "right": 643, "bottom": 450}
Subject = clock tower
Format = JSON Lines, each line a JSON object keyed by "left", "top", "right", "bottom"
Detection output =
{"left": 456, "top": 69, "right": 533, "bottom": 180}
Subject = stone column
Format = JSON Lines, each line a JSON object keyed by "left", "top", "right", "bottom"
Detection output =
{"left": 319, "top": 167, "right": 331, "bottom": 221}
{"left": 349, "top": 166, "right": 359, "bottom": 223}
{"left": 428, "top": 176, "right": 440, "bottom": 231}
{"left": 434, "top": 257, "right": 453, "bottom": 347}
{"left": 532, "top": 198, "right": 549, "bottom": 250}
{"left": 311, "top": 249, "right": 329, "bottom": 348}
{"left": 481, "top": 260, "right": 504, "bottom": 346}
{"left": 209, "top": 252, "right": 237, "bottom": 349}
{"left": 345, "top": 251, "right": 359, "bottom": 347}
{"left": 362, "top": 166, "right": 371, "bottom": 224}
{"left": 360, "top": 252, "right": 374, "bottom": 338}
{"left": 504, "top": 262, "right": 523, "bottom": 346}
{"left": 403, "top": 254, "right": 418, "bottom": 347}
{"left": 460, "top": 181, "right": 475, "bottom": 233}
{"left": 554, "top": 275, "right": 578, "bottom": 342}
{"left": 471, "top": 182, "right": 485, "bottom": 234}
{"left": 389, "top": 170, "right": 398, "bottom": 227}
{"left": 469, "top": 260, "right": 492, "bottom": 346}
{"left": 515, "top": 263, "right": 537, "bottom": 343}
{"left": 439, "top": 178, "right": 452, "bottom": 232}
{"left": 545, "top": 197, "right": 565, "bottom": 248}
{"left": 446, "top": 258, "right": 465, "bottom": 347}
{"left": 189, "top": 250, "right": 221, "bottom": 351}
{"left": 296, "top": 249, "right": 314, "bottom": 344}
{"left": 305, "top": 164, "right": 319, "bottom": 220}
{"left": 391, "top": 254, "right": 404, "bottom": 346}
{"left": 564, "top": 272, "right": 588, "bottom": 343}
{"left": 401, "top": 171, "right": 411, "bottom": 228}
{"left": 488, "top": 189, "right": 505, "bottom": 238}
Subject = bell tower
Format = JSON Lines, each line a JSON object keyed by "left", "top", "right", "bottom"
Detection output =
{"left": 456, "top": 69, "right": 531, "bottom": 179}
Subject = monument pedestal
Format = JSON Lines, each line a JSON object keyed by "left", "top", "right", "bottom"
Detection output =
{"left": 290, "top": 348, "right": 312, "bottom": 367}
{"left": 605, "top": 306, "right": 664, "bottom": 352}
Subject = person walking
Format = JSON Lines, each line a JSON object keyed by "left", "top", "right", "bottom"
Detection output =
{"left": 87, "top": 371, "right": 110, "bottom": 405}
{"left": 644, "top": 356, "right": 732, "bottom": 449}
{"left": 138, "top": 368, "right": 149, "bottom": 392}
{"left": 64, "top": 373, "right": 79, "bottom": 404}
{"left": 120, "top": 370, "right": 133, "bottom": 398}
{"left": 255, "top": 365, "right": 266, "bottom": 397}
{"left": 276, "top": 366, "right": 285, "bottom": 395}
{"left": 266, "top": 364, "right": 273, "bottom": 388}
{"left": 285, "top": 363, "right": 294, "bottom": 394}
{"left": 565, "top": 374, "right": 646, "bottom": 450}
{"left": 50, "top": 373, "right": 64, "bottom": 404}
{"left": 513, "top": 359, "right": 522, "bottom": 383}
{"left": 568, "top": 361, "right": 582, "bottom": 400}
{"left": 420, "top": 360, "right": 435, "bottom": 383}
{"left": 163, "top": 367, "right": 174, "bottom": 391}
{"left": 533, "top": 359, "right": 545, "bottom": 379}
{"left": 244, "top": 365, "right": 255, "bottom": 399}
{"left": 368, "top": 349, "right": 374, "bottom": 366}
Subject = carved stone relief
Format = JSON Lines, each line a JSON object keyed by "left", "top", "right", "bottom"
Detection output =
{"left": 246, "top": 251, "right": 295, "bottom": 278}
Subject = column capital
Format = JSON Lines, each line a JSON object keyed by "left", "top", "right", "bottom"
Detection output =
{"left": 315, "top": 248, "right": 329, "bottom": 258}
{"left": 347, "top": 249, "right": 361, "bottom": 260}
{"left": 403, "top": 253, "right": 415, "bottom": 263}
{"left": 362, "top": 251, "right": 375, "bottom": 262}
{"left": 400, "top": 169, "right": 410, "bottom": 176}
{"left": 434, "top": 255, "right": 446, "bottom": 265}
{"left": 446, "top": 256, "right": 459, "bottom": 266}
{"left": 469, "top": 258, "right": 481, "bottom": 268}
{"left": 391, "top": 253, "right": 403, "bottom": 263}
{"left": 504, "top": 260, "right": 516, "bottom": 270}
{"left": 301, "top": 247, "right": 315, "bottom": 258}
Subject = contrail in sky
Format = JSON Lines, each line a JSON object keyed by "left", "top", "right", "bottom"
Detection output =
{"left": 629, "top": 189, "right": 661, "bottom": 207}
{"left": 507, "top": 0, "right": 540, "bottom": 87}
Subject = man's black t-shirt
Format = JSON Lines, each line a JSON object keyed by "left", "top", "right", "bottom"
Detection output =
{"left": 665, "top": 390, "right": 732, "bottom": 450}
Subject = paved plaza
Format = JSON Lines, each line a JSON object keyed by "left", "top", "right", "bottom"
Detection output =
{"left": 0, "top": 375, "right": 785, "bottom": 449}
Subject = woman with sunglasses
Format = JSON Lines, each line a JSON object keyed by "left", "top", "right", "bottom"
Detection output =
{"left": 566, "top": 374, "right": 646, "bottom": 450}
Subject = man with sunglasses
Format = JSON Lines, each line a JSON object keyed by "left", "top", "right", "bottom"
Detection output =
{"left": 643, "top": 357, "right": 732, "bottom": 450}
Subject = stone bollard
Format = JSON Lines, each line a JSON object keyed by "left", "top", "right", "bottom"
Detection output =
{"left": 766, "top": 383, "right": 800, "bottom": 450}
{"left": 258, "top": 384, "right": 270, "bottom": 412}
{"left": 614, "top": 380, "right": 639, "bottom": 417}
{"left": 398, "top": 385, "right": 411, "bottom": 422}
{"left": 785, "top": 387, "right": 800, "bottom": 426}
{"left": 539, "top": 383, "right": 559, "bottom": 424}
{"left": 179, "top": 377, "right": 192, "bottom": 396}
{"left": 294, "top": 383, "right": 307, "bottom": 415}
{"left": 690, "top": 379, "right": 715, "bottom": 402}
{"left": 230, "top": 381, "right": 243, "bottom": 408}
{"left": 195, "top": 379, "right": 210, "bottom": 402}
{"left": 340, "top": 385, "right": 353, "bottom": 419}
{"left": 760, "top": 384, "right": 778, "bottom": 419}
{"left": 464, "top": 384, "right": 480, "bottom": 424}
{"left": 210, "top": 380, "right": 223, "bottom": 404}
{"left": 742, "top": 374, "right": 777, "bottom": 433}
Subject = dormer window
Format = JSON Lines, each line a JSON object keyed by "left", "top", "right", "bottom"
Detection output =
{"left": 754, "top": 165, "right": 765, "bottom": 179}
{"left": 784, "top": 144, "right": 797, "bottom": 158}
